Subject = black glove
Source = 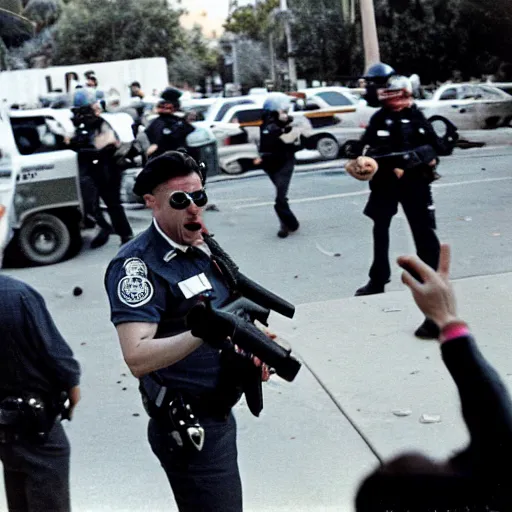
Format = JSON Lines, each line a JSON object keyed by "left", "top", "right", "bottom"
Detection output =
{"left": 186, "top": 301, "right": 235, "bottom": 349}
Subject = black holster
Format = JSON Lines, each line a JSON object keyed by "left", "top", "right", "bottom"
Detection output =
{"left": 0, "top": 393, "right": 62, "bottom": 444}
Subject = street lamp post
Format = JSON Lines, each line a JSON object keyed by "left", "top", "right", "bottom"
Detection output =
{"left": 279, "top": 0, "right": 297, "bottom": 91}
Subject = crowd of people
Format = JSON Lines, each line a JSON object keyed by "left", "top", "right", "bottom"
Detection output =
{"left": 1, "top": 63, "right": 511, "bottom": 512}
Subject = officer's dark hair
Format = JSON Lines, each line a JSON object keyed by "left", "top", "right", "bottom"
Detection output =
{"left": 133, "top": 150, "right": 201, "bottom": 197}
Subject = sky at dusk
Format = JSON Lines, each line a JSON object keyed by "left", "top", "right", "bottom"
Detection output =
{"left": 180, "top": 0, "right": 254, "bottom": 38}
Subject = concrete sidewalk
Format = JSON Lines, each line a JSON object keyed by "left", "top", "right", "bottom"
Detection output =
{"left": 1, "top": 268, "right": 510, "bottom": 511}
{"left": 271, "top": 271, "right": 512, "bottom": 469}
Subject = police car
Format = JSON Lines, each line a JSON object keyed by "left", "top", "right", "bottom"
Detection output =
{"left": 0, "top": 107, "right": 135, "bottom": 266}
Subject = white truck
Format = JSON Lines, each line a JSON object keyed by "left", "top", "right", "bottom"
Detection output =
{"left": 0, "top": 57, "right": 169, "bottom": 107}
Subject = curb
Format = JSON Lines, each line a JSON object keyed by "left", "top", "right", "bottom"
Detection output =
{"left": 207, "top": 159, "right": 345, "bottom": 184}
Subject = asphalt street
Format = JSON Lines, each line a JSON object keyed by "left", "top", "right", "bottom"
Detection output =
{"left": 1, "top": 145, "right": 512, "bottom": 511}
{"left": 202, "top": 145, "right": 512, "bottom": 304}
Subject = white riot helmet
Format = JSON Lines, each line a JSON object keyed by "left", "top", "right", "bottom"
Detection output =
{"left": 378, "top": 75, "right": 414, "bottom": 110}
{"left": 263, "top": 92, "right": 292, "bottom": 114}
{"left": 409, "top": 74, "right": 421, "bottom": 97}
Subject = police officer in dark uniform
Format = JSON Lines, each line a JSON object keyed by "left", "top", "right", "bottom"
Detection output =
{"left": 144, "top": 87, "right": 196, "bottom": 161}
{"left": 348, "top": 66, "right": 457, "bottom": 339}
{"left": 69, "top": 99, "right": 134, "bottom": 248}
{"left": 104, "top": 151, "right": 271, "bottom": 511}
{"left": 258, "top": 92, "right": 302, "bottom": 238}
{"left": 0, "top": 275, "right": 81, "bottom": 512}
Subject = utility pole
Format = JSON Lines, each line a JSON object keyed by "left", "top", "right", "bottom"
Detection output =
{"left": 279, "top": 0, "right": 297, "bottom": 90}
{"left": 359, "top": 0, "right": 380, "bottom": 71}
{"left": 232, "top": 36, "right": 240, "bottom": 87}
{"left": 268, "top": 32, "right": 277, "bottom": 86}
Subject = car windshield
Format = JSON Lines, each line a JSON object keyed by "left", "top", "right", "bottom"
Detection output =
{"left": 478, "top": 85, "right": 508, "bottom": 99}
{"left": 313, "top": 91, "right": 357, "bottom": 106}
{"left": 181, "top": 105, "right": 211, "bottom": 121}
{"left": 213, "top": 100, "right": 256, "bottom": 122}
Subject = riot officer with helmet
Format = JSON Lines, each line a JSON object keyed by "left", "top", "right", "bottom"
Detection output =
{"left": 258, "top": 93, "right": 302, "bottom": 238}
{"left": 346, "top": 63, "right": 458, "bottom": 339}
{"left": 144, "top": 88, "right": 196, "bottom": 161}
{"left": 68, "top": 97, "right": 134, "bottom": 248}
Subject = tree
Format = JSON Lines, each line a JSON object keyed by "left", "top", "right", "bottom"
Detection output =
{"left": 376, "top": 0, "right": 465, "bottom": 84}
{"left": 290, "top": 0, "right": 362, "bottom": 83}
{"left": 168, "top": 25, "right": 221, "bottom": 89}
{"left": 52, "top": 0, "right": 184, "bottom": 65}
{"left": 5, "top": 0, "right": 63, "bottom": 68}
{"left": 23, "top": 0, "right": 62, "bottom": 32}
{"left": 224, "top": 0, "right": 279, "bottom": 41}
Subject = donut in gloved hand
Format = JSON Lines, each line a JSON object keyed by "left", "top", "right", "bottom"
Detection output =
{"left": 345, "top": 156, "right": 378, "bottom": 181}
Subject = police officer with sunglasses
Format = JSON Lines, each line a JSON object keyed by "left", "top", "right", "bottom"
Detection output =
{"left": 104, "top": 151, "right": 251, "bottom": 511}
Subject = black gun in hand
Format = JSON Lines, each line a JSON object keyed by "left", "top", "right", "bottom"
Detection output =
{"left": 187, "top": 295, "right": 301, "bottom": 383}
{"left": 343, "top": 140, "right": 437, "bottom": 170}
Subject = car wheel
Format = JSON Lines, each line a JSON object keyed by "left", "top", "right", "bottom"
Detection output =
{"left": 221, "top": 160, "right": 244, "bottom": 175}
{"left": 316, "top": 136, "right": 340, "bottom": 160}
{"left": 483, "top": 116, "right": 500, "bottom": 129}
{"left": 18, "top": 213, "right": 71, "bottom": 265}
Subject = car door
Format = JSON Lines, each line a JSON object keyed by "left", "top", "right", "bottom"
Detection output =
{"left": 309, "top": 91, "right": 360, "bottom": 127}
{"left": 226, "top": 107, "right": 264, "bottom": 144}
{"left": 473, "top": 85, "right": 512, "bottom": 129}
{"left": 10, "top": 114, "right": 81, "bottom": 222}
{"left": 441, "top": 85, "right": 478, "bottom": 130}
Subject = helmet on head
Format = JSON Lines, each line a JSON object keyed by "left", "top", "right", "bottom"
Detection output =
{"left": 263, "top": 92, "right": 292, "bottom": 114}
{"left": 409, "top": 73, "right": 421, "bottom": 98}
{"left": 73, "top": 88, "right": 96, "bottom": 108}
{"left": 378, "top": 75, "right": 413, "bottom": 111}
{"left": 362, "top": 63, "right": 396, "bottom": 107}
{"left": 364, "top": 62, "right": 396, "bottom": 84}
{"left": 159, "top": 87, "right": 182, "bottom": 109}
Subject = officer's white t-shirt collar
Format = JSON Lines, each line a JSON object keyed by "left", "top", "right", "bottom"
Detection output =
{"left": 153, "top": 218, "right": 210, "bottom": 257}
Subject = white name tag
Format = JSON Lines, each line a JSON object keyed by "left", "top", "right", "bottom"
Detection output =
{"left": 377, "top": 130, "right": 390, "bottom": 136}
{"left": 178, "top": 273, "right": 212, "bottom": 299}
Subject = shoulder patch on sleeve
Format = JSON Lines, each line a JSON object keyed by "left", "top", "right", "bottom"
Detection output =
{"left": 117, "top": 258, "right": 154, "bottom": 308}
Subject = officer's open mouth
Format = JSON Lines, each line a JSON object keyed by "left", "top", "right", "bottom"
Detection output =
{"left": 184, "top": 222, "right": 202, "bottom": 232}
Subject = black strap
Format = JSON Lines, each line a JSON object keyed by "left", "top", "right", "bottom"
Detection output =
{"left": 202, "top": 234, "right": 239, "bottom": 290}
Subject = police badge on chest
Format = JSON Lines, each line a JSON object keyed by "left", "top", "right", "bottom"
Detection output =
{"left": 118, "top": 258, "right": 154, "bottom": 307}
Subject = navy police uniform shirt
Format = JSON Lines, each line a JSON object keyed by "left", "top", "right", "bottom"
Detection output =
{"left": 104, "top": 220, "right": 232, "bottom": 395}
{"left": 144, "top": 114, "right": 195, "bottom": 159}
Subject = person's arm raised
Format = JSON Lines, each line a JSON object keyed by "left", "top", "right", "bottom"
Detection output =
{"left": 398, "top": 244, "right": 512, "bottom": 463}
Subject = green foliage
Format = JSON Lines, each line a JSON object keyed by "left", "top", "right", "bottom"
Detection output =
{"left": 291, "top": 0, "right": 362, "bottom": 83}
{"left": 288, "top": 0, "right": 512, "bottom": 85}
{"left": 376, "top": 0, "right": 465, "bottom": 83}
{"left": 224, "top": 0, "right": 279, "bottom": 41}
{"left": 168, "top": 25, "right": 221, "bottom": 87}
{"left": 52, "top": 0, "right": 184, "bottom": 65}
{"left": 24, "top": 0, "right": 62, "bottom": 31}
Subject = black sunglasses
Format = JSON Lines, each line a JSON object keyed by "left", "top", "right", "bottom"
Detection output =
{"left": 169, "top": 189, "right": 208, "bottom": 210}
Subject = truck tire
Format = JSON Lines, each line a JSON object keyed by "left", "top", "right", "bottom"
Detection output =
{"left": 316, "top": 135, "right": 340, "bottom": 160}
{"left": 18, "top": 213, "right": 71, "bottom": 265}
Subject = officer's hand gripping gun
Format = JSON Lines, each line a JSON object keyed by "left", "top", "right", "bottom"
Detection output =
{"left": 186, "top": 288, "right": 301, "bottom": 417}
{"left": 187, "top": 295, "right": 301, "bottom": 383}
